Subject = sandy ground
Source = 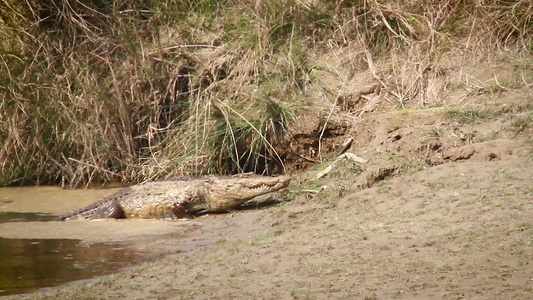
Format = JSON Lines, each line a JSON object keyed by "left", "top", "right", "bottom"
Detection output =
{"left": 3, "top": 86, "right": 532, "bottom": 299}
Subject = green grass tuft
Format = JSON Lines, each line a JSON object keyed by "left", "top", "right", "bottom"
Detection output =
{"left": 444, "top": 108, "right": 495, "bottom": 125}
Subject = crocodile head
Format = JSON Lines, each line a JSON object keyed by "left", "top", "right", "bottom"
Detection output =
{"left": 205, "top": 173, "right": 291, "bottom": 211}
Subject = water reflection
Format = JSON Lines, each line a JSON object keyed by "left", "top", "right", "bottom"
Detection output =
{"left": 0, "top": 212, "right": 56, "bottom": 223}
{"left": 0, "top": 237, "right": 141, "bottom": 296}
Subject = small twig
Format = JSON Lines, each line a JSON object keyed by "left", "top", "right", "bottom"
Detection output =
{"left": 521, "top": 72, "right": 531, "bottom": 87}
{"left": 372, "top": 1, "right": 410, "bottom": 43}
{"left": 318, "top": 60, "right": 349, "bottom": 160}
{"left": 68, "top": 157, "right": 121, "bottom": 177}
{"left": 335, "top": 137, "right": 354, "bottom": 157}
{"left": 301, "top": 189, "right": 320, "bottom": 194}
{"left": 287, "top": 147, "right": 320, "bottom": 163}
{"left": 316, "top": 153, "right": 367, "bottom": 179}
{"left": 148, "top": 44, "right": 233, "bottom": 56}
{"left": 317, "top": 95, "right": 340, "bottom": 161}
{"left": 363, "top": 49, "right": 388, "bottom": 91}
{"left": 493, "top": 73, "right": 508, "bottom": 91}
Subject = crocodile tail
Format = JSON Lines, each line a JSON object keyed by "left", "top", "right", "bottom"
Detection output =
{"left": 57, "top": 187, "right": 132, "bottom": 221}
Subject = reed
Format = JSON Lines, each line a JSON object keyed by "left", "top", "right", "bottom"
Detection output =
{"left": 0, "top": 0, "right": 530, "bottom": 186}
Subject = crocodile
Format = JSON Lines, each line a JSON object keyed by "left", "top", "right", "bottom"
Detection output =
{"left": 59, "top": 173, "right": 290, "bottom": 220}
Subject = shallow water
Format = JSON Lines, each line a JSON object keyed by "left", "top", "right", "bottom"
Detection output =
{"left": 0, "top": 186, "right": 193, "bottom": 296}
{"left": 0, "top": 185, "right": 122, "bottom": 216}
{"left": 0, "top": 212, "right": 56, "bottom": 223}
{"left": 0, "top": 236, "right": 142, "bottom": 295}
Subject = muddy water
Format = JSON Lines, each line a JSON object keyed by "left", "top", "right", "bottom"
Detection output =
{"left": 0, "top": 236, "right": 143, "bottom": 295}
{"left": 0, "top": 186, "right": 200, "bottom": 296}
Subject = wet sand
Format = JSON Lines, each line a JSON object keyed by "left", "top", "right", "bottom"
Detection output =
{"left": 0, "top": 219, "right": 200, "bottom": 244}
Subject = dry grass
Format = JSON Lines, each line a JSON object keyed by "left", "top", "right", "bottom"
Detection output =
{"left": 0, "top": 0, "right": 531, "bottom": 187}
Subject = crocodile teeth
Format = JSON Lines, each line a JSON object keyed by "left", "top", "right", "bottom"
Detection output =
{"left": 251, "top": 184, "right": 272, "bottom": 190}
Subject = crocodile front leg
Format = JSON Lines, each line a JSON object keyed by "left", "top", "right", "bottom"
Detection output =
{"left": 170, "top": 185, "right": 210, "bottom": 218}
{"left": 171, "top": 202, "right": 190, "bottom": 219}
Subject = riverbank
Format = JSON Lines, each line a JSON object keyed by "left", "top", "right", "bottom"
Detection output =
{"left": 6, "top": 85, "right": 533, "bottom": 299}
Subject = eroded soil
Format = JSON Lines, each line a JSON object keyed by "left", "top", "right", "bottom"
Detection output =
{"left": 4, "top": 84, "right": 533, "bottom": 299}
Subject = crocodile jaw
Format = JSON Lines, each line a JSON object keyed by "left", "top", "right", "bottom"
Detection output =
{"left": 207, "top": 174, "right": 291, "bottom": 211}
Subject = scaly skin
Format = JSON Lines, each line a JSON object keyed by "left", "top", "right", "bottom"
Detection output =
{"left": 59, "top": 173, "right": 290, "bottom": 220}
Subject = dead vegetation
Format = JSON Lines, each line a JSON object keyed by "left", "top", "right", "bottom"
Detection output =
{"left": 0, "top": 0, "right": 531, "bottom": 187}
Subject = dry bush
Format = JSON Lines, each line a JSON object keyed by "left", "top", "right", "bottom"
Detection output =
{"left": 0, "top": 0, "right": 530, "bottom": 187}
